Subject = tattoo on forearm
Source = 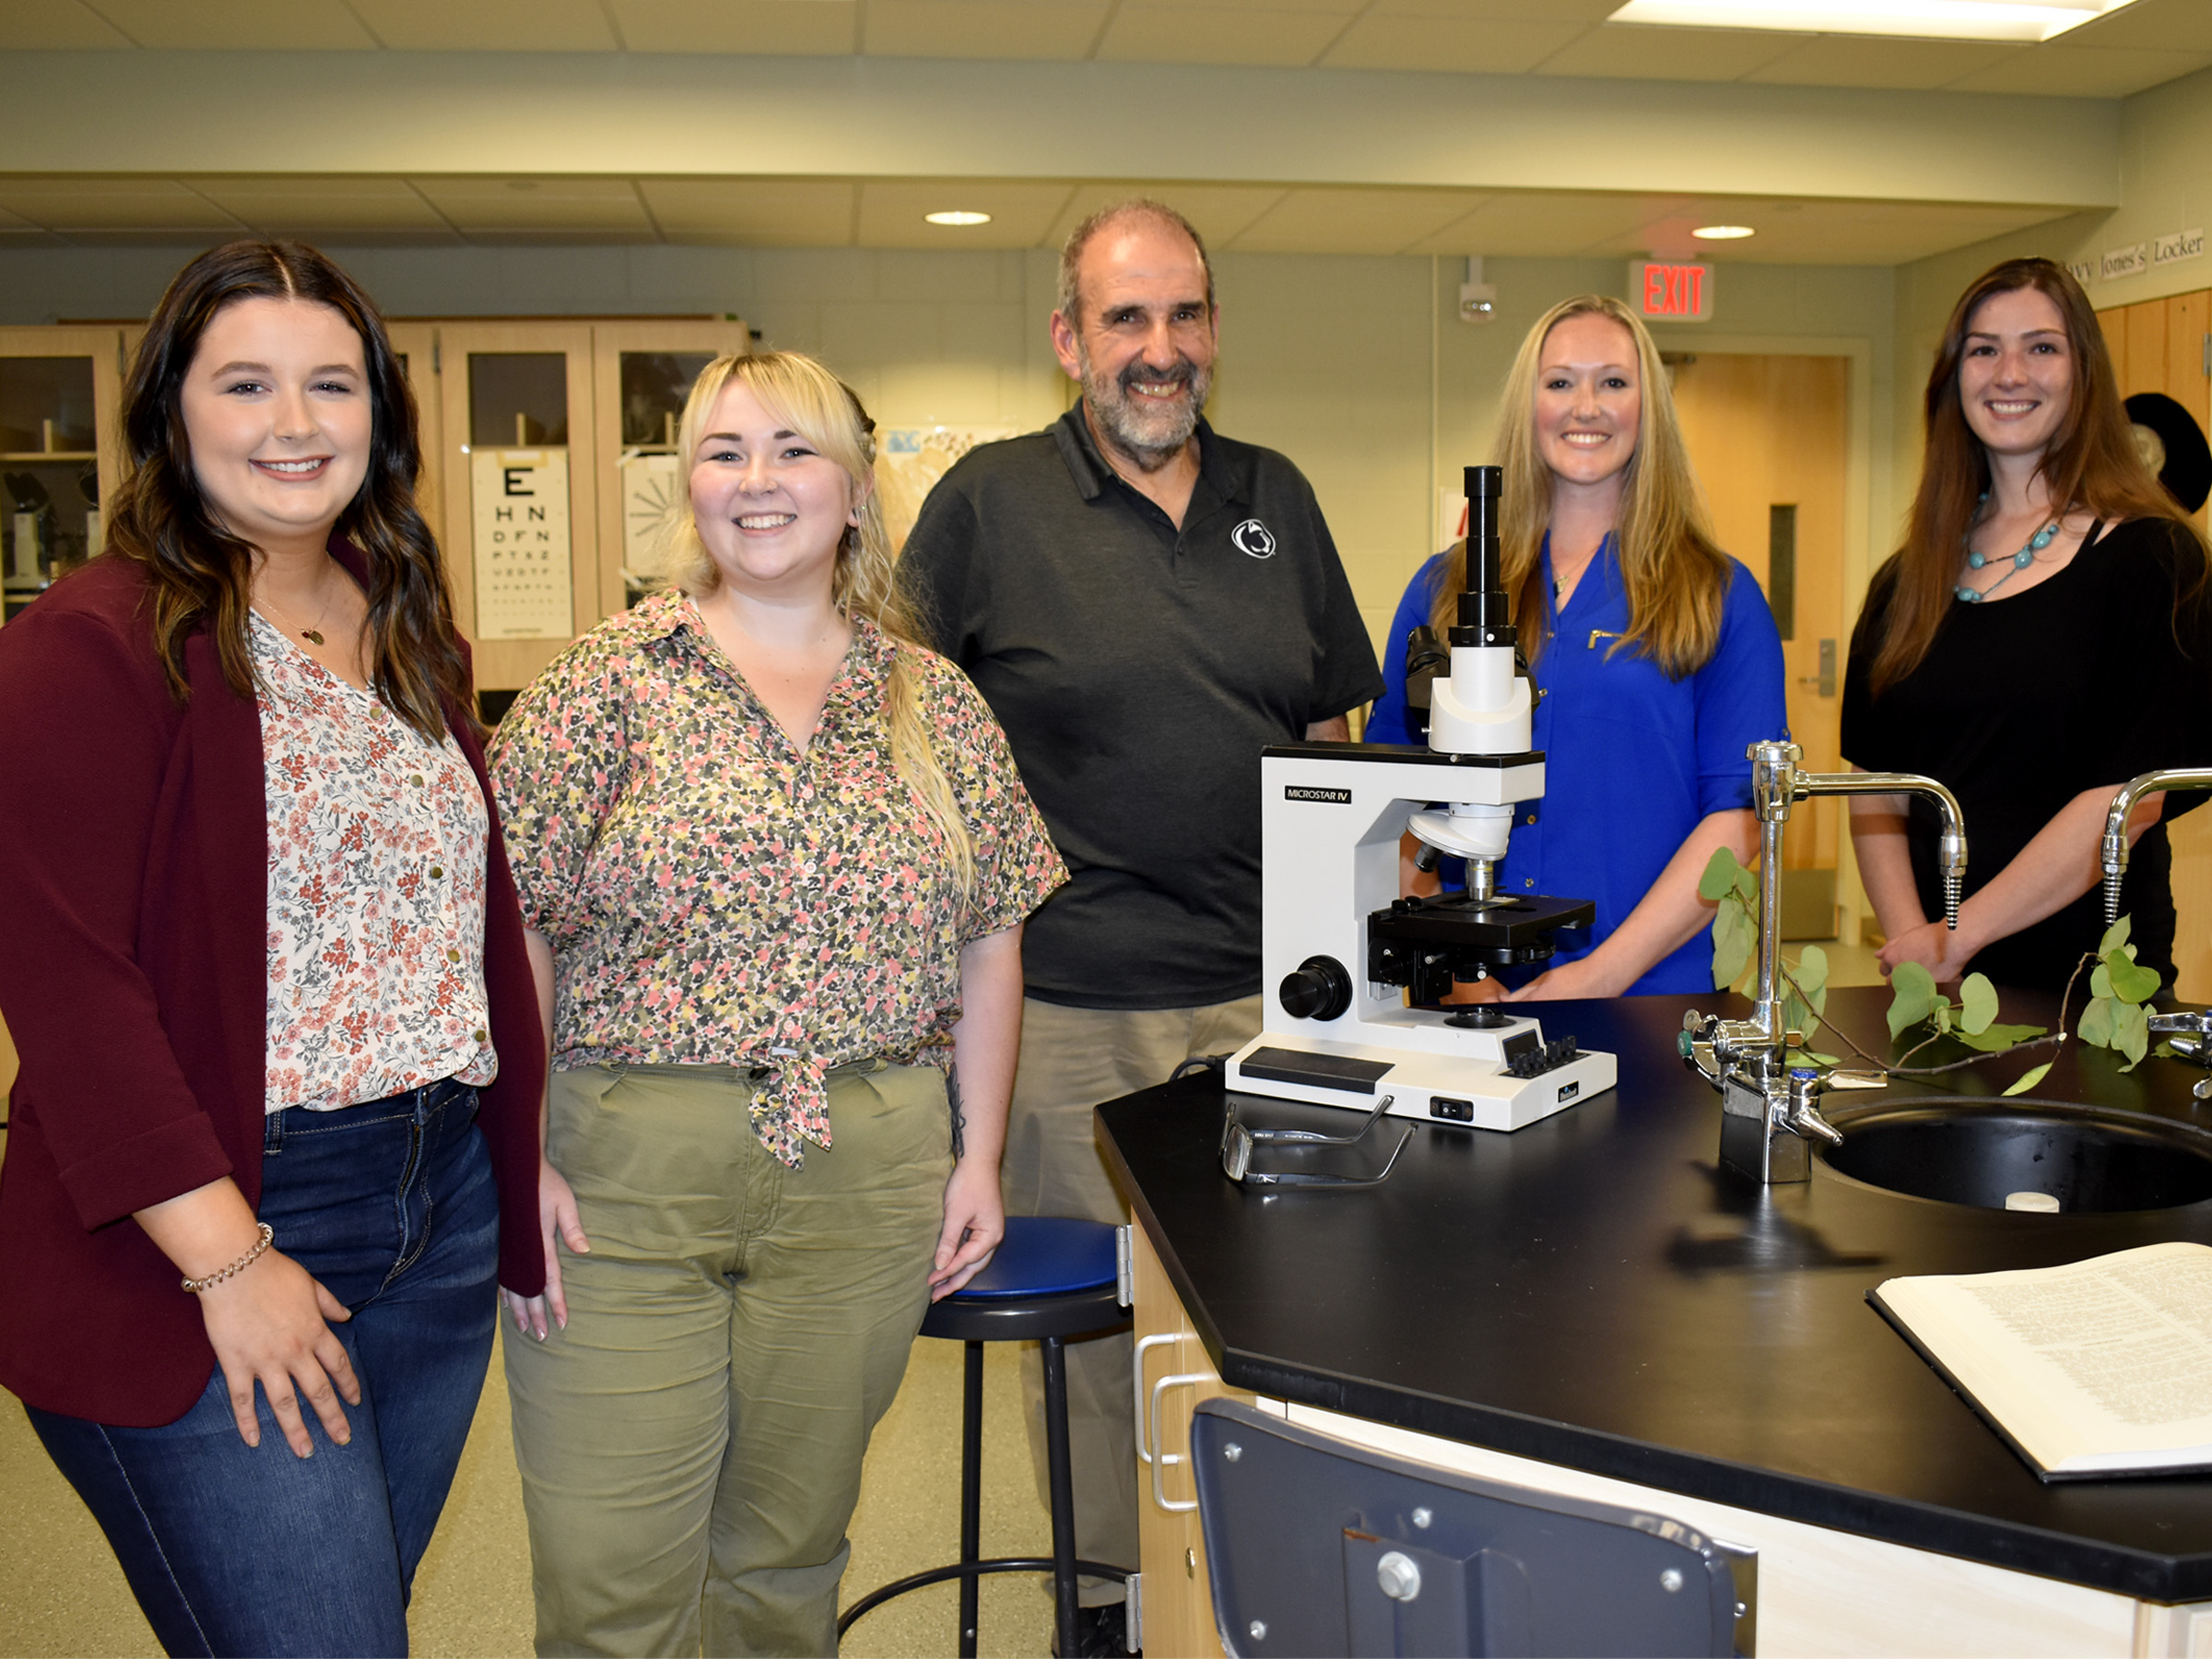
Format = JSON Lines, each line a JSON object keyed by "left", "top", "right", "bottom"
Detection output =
{"left": 947, "top": 1064, "right": 966, "bottom": 1160}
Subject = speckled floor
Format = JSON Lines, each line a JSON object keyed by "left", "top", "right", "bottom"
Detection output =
{"left": 0, "top": 1328, "right": 1060, "bottom": 1658}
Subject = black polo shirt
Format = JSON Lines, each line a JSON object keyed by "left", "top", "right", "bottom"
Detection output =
{"left": 899, "top": 405, "right": 1383, "bottom": 1010}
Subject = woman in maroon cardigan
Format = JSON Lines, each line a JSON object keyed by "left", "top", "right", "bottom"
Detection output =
{"left": 0, "top": 242, "right": 544, "bottom": 1658}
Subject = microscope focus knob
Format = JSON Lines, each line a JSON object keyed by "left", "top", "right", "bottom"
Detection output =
{"left": 1280, "top": 956, "right": 1353, "bottom": 1021}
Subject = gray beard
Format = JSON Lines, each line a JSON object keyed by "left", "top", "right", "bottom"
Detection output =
{"left": 1077, "top": 346, "right": 1211, "bottom": 473}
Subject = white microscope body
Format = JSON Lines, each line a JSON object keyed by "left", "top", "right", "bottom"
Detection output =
{"left": 1224, "top": 466, "right": 1618, "bottom": 1132}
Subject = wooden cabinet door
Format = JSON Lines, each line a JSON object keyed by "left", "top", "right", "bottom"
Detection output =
{"left": 588, "top": 320, "right": 749, "bottom": 619}
{"left": 1132, "top": 1226, "right": 1250, "bottom": 1659}
{"left": 436, "top": 324, "right": 598, "bottom": 694}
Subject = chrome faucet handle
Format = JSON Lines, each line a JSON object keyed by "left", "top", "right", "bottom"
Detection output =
{"left": 1824, "top": 1070, "right": 1887, "bottom": 1089}
{"left": 1782, "top": 1067, "right": 1845, "bottom": 1146}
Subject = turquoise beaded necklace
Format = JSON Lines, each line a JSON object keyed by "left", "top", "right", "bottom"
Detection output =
{"left": 1954, "top": 501, "right": 2059, "bottom": 605}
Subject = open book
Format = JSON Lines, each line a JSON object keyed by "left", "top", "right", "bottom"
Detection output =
{"left": 1871, "top": 1241, "right": 2212, "bottom": 1481}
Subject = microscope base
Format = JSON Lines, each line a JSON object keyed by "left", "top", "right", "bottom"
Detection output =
{"left": 1224, "top": 1031, "right": 1617, "bottom": 1133}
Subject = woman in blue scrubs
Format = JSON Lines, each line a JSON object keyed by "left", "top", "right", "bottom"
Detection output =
{"left": 1366, "top": 295, "right": 1786, "bottom": 998}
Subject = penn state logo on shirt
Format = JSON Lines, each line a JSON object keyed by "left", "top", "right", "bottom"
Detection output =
{"left": 1230, "top": 518, "right": 1277, "bottom": 559}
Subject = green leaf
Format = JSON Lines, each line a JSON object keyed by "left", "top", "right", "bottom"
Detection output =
{"left": 1698, "top": 847, "right": 1741, "bottom": 902}
{"left": 2003, "top": 1061, "right": 2053, "bottom": 1096}
{"left": 2115, "top": 1001, "right": 2150, "bottom": 1068}
{"left": 2099, "top": 913, "right": 2132, "bottom": 957}
{"left": 1734, "top": 862, "right": 1759, "bottom": 902}
{"left": 1955, "top": 1020, "right": 2048, "bottom": 1053}
{"left": 2157, "top": 1041, "right": 2180, "bottom": 1060}
{"left": 1794, "top": 944, "right": 1830, "bottom": 1013}
{"left": 2105, "top": 948, "right": 2162, "bottom": 1006}
{"left": 1887, "top": 960, "right": 1941, "bottom": 1039}
{"left": 2090, "top": 961, "right": 2112, "bottom": 1000}
{"left": 1712, "top": 904, "right": 1751, "bottom": 991}
{"left": 1959, "top": 972, "right": 1999, "bottom": 1036}
{"left": 1804, "top": 1051, "right": 1841, "bottom": 1066}
{"left": 2079, "top": 995, "right": 2115, "bottom": 1048}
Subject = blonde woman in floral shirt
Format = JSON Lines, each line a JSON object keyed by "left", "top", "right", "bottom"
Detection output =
{"left": 488, "top": 350, "right": 1063, "bottom": 1657}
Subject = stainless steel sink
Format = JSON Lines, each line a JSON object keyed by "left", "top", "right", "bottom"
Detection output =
{"left": 1818, "top": 1097, "right": 2212, "bottom": 1213}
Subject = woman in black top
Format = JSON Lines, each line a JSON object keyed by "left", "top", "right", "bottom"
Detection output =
{"left": 1841, "top": 257, "right": 2212, "bottom": 993}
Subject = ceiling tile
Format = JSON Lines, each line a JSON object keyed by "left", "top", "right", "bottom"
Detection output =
{"left": 854, "top": 180, "right": 1077, "bottom": 247}
{"left": 2064, "top": 0, "right": 2212, "bottom": 52}
{"left": 610, "top": 0, "right": 855, "bottom": 54}
{"left": 1095, "top": 5, "right": 1355, "bottom": 66}
{"left": 84, "top": 0, "right": 379, "bottom": 48}
{"left": 1534, "top": 22, "right": 1802, "bottom": 78}
{"left": 1322, "top": 15, "right": 1584, "bottom": 71}
{"left": 0, "top": 1, "right": 135, "bottom": 46}
{"left": 1742, "top": 35, "right": 2021, "bottom": 89}
{"left": 1228, "top": 187, "right": 1489, "bottom": 253}
{"left": 1045, "top": 183, "right": 1289, "bottom": 250}
{"left": 1370, "top": 0, "right": 1618, "bottom": 17}
{"left": 0, "top": 178, "right": 245, "bottom": 230}
{"left": 1580, "top": 199, "right": 2069, "bottom": 265}
{"left": 863, "top": 0, "right": 1106, "bottom": 58}
{"left": 1403, "top": 190, "right": 1655, "bottom": 256}
{"left": 1946, "top": 42, "right": 2211, "bottom": 97}
{"left": 347, "top": 0, "right": 620, "bottom": 49}
{"left": 190, "top": 177, "right": 451, "bottom": 232}
{"left": 410, "top": 177, "right": 656, "bottom": 231}
{"left": 639, "top": 178, "right": 857, "bottom": 242}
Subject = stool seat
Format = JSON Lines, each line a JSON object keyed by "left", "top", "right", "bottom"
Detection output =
{"left": 920, "top": 1218, "right": 1126, "bottom": 1344}
{"left": 955, "top": 1216, "right": 1118, "bottom": 1297}
{"left": 841, "top": 1215, "right": 1134, "bottom": 1657}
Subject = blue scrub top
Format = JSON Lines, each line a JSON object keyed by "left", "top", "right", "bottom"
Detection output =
{"left": 1366, "top": 538, "right": 1788, "bottom": 995}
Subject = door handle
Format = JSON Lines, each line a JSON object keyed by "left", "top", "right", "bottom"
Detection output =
{"left": 1148, "top": 1371, "right": 1209, "bottom": 1514}
{"left": 1134, "top": 1332, "right": 1181, "bottom": 1465}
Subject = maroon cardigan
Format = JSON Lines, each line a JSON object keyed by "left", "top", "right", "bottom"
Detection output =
{"left": 0, "top": 549, "right": 547, "bottom": 1427}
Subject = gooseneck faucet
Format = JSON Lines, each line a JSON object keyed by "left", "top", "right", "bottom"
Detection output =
{"left": 2102, "top": 769, "right": 2212, "bottom": 924}
{"left": 1683, "top": 740, "right": 1969, "bottom": 1183}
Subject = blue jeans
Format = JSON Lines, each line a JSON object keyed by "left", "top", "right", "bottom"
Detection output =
{"left": 27, "top": 1077, "right": 499, "bottom": 1659}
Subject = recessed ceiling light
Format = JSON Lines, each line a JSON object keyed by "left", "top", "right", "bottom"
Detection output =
{"left": 924, "top": 210, "right": 992, "bottom": 227}
{"left": 1693, "top": 224, "right": 1757, "bottom": 240}
{"left": 1606, "top": 0, "right": 2137, "bottom": 43}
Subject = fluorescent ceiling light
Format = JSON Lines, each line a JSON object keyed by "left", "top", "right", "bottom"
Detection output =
{"left": 1693, "top": 224, "right": 1757, "bottom": 239}
{"left": 924, "top": 210, "right": 992, "bottom": 226}
{"left": 1607, "top": 0, "right": 2137, "bottom": 41}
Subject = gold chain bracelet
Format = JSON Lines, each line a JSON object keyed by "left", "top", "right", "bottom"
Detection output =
{"left": 181, "top": 1223, "right": 275, "bottom": 1294}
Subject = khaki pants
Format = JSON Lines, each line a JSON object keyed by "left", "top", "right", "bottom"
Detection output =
{"left": 999, "top": 994, "right": 1264, "bottom": 1606}
{"left": 504, "top": 1060, "right": 952, "bottom": 1658}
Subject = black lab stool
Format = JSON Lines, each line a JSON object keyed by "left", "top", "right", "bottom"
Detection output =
{"left": 840, "top": 1216, "right": 1135, "bottom": 1657}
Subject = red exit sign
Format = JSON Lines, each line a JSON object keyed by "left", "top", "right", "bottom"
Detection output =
{"left": 1629, "top": 259, "right": 1713, "bottom": 323}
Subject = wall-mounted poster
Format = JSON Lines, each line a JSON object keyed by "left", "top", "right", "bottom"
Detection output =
{"left": 877, "top": 426, "right": 1017, "bottom": 553}
{"left": 621, "top": 451, "right": 680, "bottom": 586}
{"left": 471, "top": 448, "right": 572, "bottom": 640}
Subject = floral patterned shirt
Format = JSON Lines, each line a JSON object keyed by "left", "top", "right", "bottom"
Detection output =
{"left": 255, "top": 615, "right": 498, "bottom": 1113}
{"left": 488, "top": 592, "right": 1065, "bottom": 1166}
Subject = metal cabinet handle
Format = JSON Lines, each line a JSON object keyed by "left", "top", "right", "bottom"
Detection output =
{"left": 1134, "top": 1332, "right": 1181, "bottom": 1466}
{"left": 1148, "top": 1371, "right": 1208, "bottom": 1514}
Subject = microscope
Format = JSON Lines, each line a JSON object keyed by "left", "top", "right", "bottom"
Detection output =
{"left": 1224, "top": 466, "right": 1618, "bottom": 1132}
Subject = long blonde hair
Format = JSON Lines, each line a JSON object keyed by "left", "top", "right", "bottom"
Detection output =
{"left": 1429, "top": 294, "right": 1732, "bottom": 677}
{"left": 650, "top": 350, "right": 973, "bottom": 889}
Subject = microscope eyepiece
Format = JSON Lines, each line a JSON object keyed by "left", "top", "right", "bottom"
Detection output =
{"left": 1454, "top": 464, "right": 1513, "bottom": 648}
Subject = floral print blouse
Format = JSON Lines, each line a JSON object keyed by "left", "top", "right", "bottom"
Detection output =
{"left": 488, "top": 592, "right": 1065, "bottom": 1166}
{"left": 255, "top": 614, "right": 498, "bottom": 1113}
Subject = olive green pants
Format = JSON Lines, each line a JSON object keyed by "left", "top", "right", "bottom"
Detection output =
{"left": 504, "top": 1061, "right": 952, "bottom": 1658}
{"left": 999, "top": 994, "right": 1264, "bottom": 1606}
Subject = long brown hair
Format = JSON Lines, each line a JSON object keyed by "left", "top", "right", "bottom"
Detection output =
{"left": 1867, "top": 255, "right": 2202, "bottom": 695}
{"left": 108, "top": 240, "right": 473, "bottom": 740}
{"left": 1429, "top": 294, "right": 1732, "bottom": 677}
{"left": 647, "top": 350, "right": 973, "bottom": 888}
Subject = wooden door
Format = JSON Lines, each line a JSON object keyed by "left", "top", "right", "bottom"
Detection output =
{"left": 436, "top": 324, "right": 598, "bottom": 694}
{"left": 0, "top": 325, "right": 126, "bottom": 624}
{"left": 2100, "top": 288, "right": 2212, "bottom": 999}
{"left": 1668, "top": 354, "right": 1852, "bottom": 937}
{"left": 588, "top": 320, "right": 749, "bottom": 619}
{"left": 383, "top": 323, "right": 444, "bottom": 548}
{"left": 1133, "top": 1225, "right": 1250, "bottom": 1659}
